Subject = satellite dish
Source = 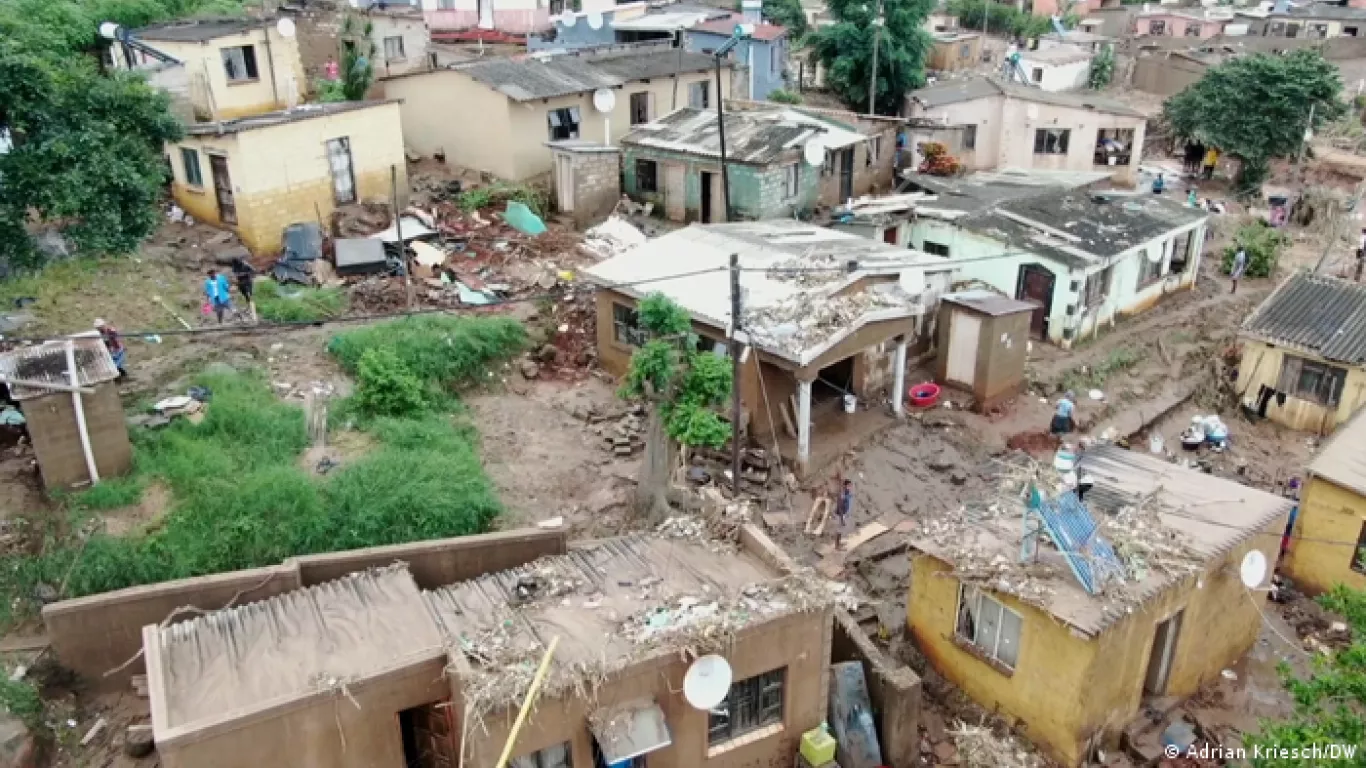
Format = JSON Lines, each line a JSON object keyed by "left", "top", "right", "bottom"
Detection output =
{"left": 1239, "top": 550, "right": 1268, "bottom": 588}
{"left": 587, "top": 11, "right": 604, "bottom": 29}
{"left": 276, "top": 18, "right": 297, "bottom": 38}
{"left": 683, "top": 655, "right": 732, "bottom": 710}
{"left": 562, "top": 12, "right": 577, "bottom": 26}
{"left": 98, "top": 21, "right": 123, "bottom": 41}
{"left": 592, "top": 88, "right": 616, "bottom": 114}
{"left": 1026, "top": 104, "right": 1040, "bottom": 121}
{"left": 1145, "top": 244, "right": 1163, "bottom": 263}
{"left": 803, "top": 138, "right": 826, "bottom": 166}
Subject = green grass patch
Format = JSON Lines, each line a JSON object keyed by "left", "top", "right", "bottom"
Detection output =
{"left": 1060, "top": 346, "right": 1146, "bottom": 393}
{"left": 67, "top": 476, "right": 147, "bottom": 512}
{"left": 254, "top": 280, "right": 348, "bottom": 323}
{"left": 456, "top": 182, "right": 548, "bottom": 217}
{"left": 0, "top": 677, "right": 44, "bottom": 730}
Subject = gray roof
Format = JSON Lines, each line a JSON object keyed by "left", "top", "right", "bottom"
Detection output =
{"left": 0, "top": 337, "right": 120, "bottom": 401}
{"left": 455, "top": 48, "right": 720, "bottom": 102}
{"left": 184, "top": 100, "right": 395, "bottom": 135}
{"left": 620, "top": 106, "right": 865, "bottom": 164}
{"left": 133, "top": 18, "right": 259, "bottom": 42}
{"left": 1309, "top": 407, "right": 1366, "bottom": 498}
{"left": 1277, "top": 3, "right": 1366, "bottom": 20}
{"left": 908, "top": 76, "right": 1146, "bottom": 118}
{"left": 1241, "top": 272, "right": 1366, "bottom": 364}
{"left": 1041, "top": 30, "right": 1114, "bottom": 43}
{"left": 906, "top": 171, "right": 1109, "bottom": 215}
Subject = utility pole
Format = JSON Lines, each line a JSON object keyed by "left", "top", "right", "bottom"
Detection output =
{"left": 1295, "top": 102, "right": 1316, "bottom": 195}
{"left": 982, "top": 0, "right": 990, "bottom": 40}
{"left": 391, "top": 164, "right": 413, "bottom": 311}
{"left": 712, "top": 27, "right": 750, "bottom": 221}
{"left": 729, "top": 253, "right": 743, "bottom": 494}
{"left": 868, "top": 0, "right": 883, "bottom": 117}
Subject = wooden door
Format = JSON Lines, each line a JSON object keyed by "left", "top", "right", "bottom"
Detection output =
{"left": 839, "top": 147, "right": 855, "bottom": 202}
{"left": 326, "top": 137, "right": 357, "bottom": 205}
{"left": 1016, "top": 264, "right": 1055, "bottom": 339}
{"left": 403, "top": 701, "right": 456, "bottom": 768}
{"left": 664, "top": 163, "right": 686, "bottom": 221}
{"left": 208, "top": 155, "right": 236, "bottom": 225}
{"left": 1144, "top": 610, "right": 1184, "bottom": 695}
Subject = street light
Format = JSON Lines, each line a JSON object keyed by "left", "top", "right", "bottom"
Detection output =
{"left": 711, "top": 25, "right": 753, "bottom": 223}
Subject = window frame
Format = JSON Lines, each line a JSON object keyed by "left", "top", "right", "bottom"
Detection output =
{"left": 1083, "top": 265, "right": 1112, "bottom": 308}
{"left": 180, "top": 147, "right": 204, "bottom": 188}
{"left": 962, "top": 124, "right": 977, "bottom": 150}
{"left": 629, "top": 91, "right": 652, "bottom": 126}
{"left": 1031, "top": 67, "right": 1043, "bottom": 83}
{"left": 688, "top": 80, "right": 710, "bottom": 109}
{"left": 1185, "top": 23, "right": 1202, "bottom": 37}
{"left": 1353, "top": 521, "right": 1366, "bottom": 575}
{"left": 1278, "top": 354, "right": 1348, "bottom": 407}
{"left": 707, "top": 667, "right": 786, "bottom": 746}
{"left": 784, "top": 162, "right": 800, "bottom": 198}
{"left": 921, "top": 240, "right": 950, "bottom": 257}
{"left": 383, "top": 35, "right": 406, "bottom": 61}
{"left": 1033, "top": 128, "right": 1071, "bottom": 156}
{"left": 1149, "top": 19, "right": 1167, "bottom": 35}
{"left": 866, "top": 136, "right": 881, "bottom": 166}
{"left": 612, "top": 302, "right": 647, "bottom": 347}
{"left": 547, "top": 106, "right": 581, "bottom": 141}
{"left": 954, "top": 584, "right": 1022, "bottom": 671}
{"left": 221, "top": 44, "right": 259, "bottom": 82}
{"left": 636, "top": 158, "right": 659, "bottom": 194}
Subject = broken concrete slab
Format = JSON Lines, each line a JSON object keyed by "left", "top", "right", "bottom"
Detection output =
{"left": 841, "top": 522, "right": 889, "bottom": 552}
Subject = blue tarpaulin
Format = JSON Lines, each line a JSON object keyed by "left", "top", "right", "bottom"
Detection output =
{"left": 504, "top": 202, "right": 546, "bottom": 235}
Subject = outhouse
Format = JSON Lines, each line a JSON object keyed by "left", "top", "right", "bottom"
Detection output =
{"left": 935, "top": 290, "right": 1035, "bottom": 411}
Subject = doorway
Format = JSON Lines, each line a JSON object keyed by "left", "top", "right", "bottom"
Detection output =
{"left": 815, "top": 356, "right": 855, "bottom": 403}
{"left": 701, "top": 171, "right": 715, "bottom": 223}
{"left": 554, "top": 154, "right": 575, "bottom": 214}
{"left": 208, "top": 155, "right": 236, "bottom": 225}
{"left": 1015, "top": 264, "right": 1055, "bottom": 339}
{"left": 326, "top": 137, "right": 357, "bottom": 205}
{"left": 882, "top": 226, "right": 898, "bottom": 245}
{"left": 477, "top": 0, "right": 493, "bottom": 28}
{"left": 838, "top": 147, "right": 855, "bottom": 202}
{"left": 1144, "top": 610, "right": 1184, "bottom": 696}
{"left": 399, "top": 702, "right": 456, "bottom": 768}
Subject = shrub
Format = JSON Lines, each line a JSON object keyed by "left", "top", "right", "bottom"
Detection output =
{"left": 354, "top": 347, "right": 428, "bottom": 418}
{"left": 0, "top": 678, "right": 44, "bottom": 730}
{"left": 767, "top": 88, "right": 802, "bottom": 105}
{"left": 328, "top": 315, "right": 527, "bottom": 390}
{"left": 255, "top": 280, "right": 347, "bottom": 323}
{"left": 1222, "top": 221, "right": 1288, "bottom": 278}
{"left": 457, "top": 182, "right": 548, "bottom": 217}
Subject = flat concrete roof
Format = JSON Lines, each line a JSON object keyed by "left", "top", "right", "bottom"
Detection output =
{"left": 184, "top": 100, "right": 397, "bottom": 136}
{"left": 910, "top": 445, "right": 1294, "bottom": 638}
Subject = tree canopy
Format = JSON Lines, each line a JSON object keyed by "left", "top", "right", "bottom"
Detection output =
{"left": 0, "top": 0, "right": 238, "bottom": 269}
{"left": 807, "top": 0, "right": 935, "bottom": 115}
{"left": 763, "top": 0, "right": 808, "bottom": 39}
{"left": 1163, "top": 50, "right": 1345, "bottom": 196}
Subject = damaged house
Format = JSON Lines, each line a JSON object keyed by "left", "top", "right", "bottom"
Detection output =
{"left": 905, "top": 184, "right": 1209, "bottom": 346}
{"left": 582, "top": 220, "right": 954, "bottom": 471}
{"left": 1279, "top": 406, "right": 1366, "bottom": 596}
{"left": 907, "top": 445, "right": 1294, "bottom": 767}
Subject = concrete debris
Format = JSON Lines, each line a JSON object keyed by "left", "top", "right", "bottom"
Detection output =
{"left": 949, "top": 721, "right": 1041, "bottom": 768}
{"left": 594, "top": 408, "right": 646, "bottom": 456}
{"left": 744, "top": 281, "right": 929, "bottom": 356}
{"left": 580, "top": 215, "right": 646, "bottom": 261}
{"left": 124, "top": 724, "right": 155, "bottom": 758}
{"left": 80, "top": 718, "right": 107, "bottom": 747}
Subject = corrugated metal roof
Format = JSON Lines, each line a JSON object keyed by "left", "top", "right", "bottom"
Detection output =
{"left": 1308, "top": 406, "right": 1366, "bottom": 498}
{"left": 133, "top": 18, "right": 259, "bottom": 42}
{"left": 621, "top": 106, "right": 864, "bottom": 164}
{"left": 456, "top": 48, "right": 718, "bottom": 101}
{"left": 1241, "top": 272, "right": 1366, "bottom": 364}
{"left": 184, "top": 100, "right": 395, "bottom": 136}
{"left": 908, "top": 76, "right": 1146, "bottom": 118}
{"left": 0, "top": 338, "right": 120, "bottom": 401}
{"left": 690, "top": 18, "right": 788, "bottom": 40}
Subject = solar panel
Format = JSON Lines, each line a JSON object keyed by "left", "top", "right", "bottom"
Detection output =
{"left": 1024, "top": 484, "right": 1127, "bottom": 595}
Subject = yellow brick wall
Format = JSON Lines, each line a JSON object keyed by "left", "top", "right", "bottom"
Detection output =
{"left": 167, "top": 102, "right": 407, "bottom": 254}
{"left": 1235, "top": 341, "right": 1366, "bottom": 433}
{"left": 153, "top": 28, "right": 307, "bottom": 120}
{"left": 1282, "top": 476, "right": 1366, "bottom": 595}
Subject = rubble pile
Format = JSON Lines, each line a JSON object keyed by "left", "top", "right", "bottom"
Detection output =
{"left": 949, "top": 722, "right": 1042, "bottom": 768}
{"left": 744, "top": 286, "right": 919, "bottom": 356}
{"left": 1101, "top": 494, "right": 1206, "bottom": 584}
{"left": 594, "top": 407, "right": 646, "bottom": 456}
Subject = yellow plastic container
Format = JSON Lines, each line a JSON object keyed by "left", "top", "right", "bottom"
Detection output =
{"left": 799, "top": 726, "right": 837, "bottom": 766}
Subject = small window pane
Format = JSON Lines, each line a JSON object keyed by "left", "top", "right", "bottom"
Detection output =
{"left": 996, "top": 609, "right": 1022, "bottom": 668}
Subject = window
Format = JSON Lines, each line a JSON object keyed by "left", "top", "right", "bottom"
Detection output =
{"left": 1139, "top": 245, "right": 1166, "bottom": 285}
{"left": 180, "top": 147, "right": 203, "bottom": 187}
{"left": 1033, "top": 128, "right": 1070, "bottom": 155}
{"left": 962, "top": 124, "right": 977, "bottom": 150}
{"left": 629, "top": 91, "right": 652, "bottom": 125}
{"left": 1310, "top": 23, "right": 1329, "bottom": 38}
{"left": 707, "top": 668, "right": 785, "bottom": 745}
{"left": 1346, "top": 26, "right": 1360, "bottom": 36}
{"left": 1169, "top": 229, "right": 1194, "bottom": 273}
{"left": 547, "top": 107, "right": 581, "bottom": 141}
{"left": 1353, "top": 522, "right": 1366, "bottom": 575}
{"left": 1083, "top": 265, "right": 1111, "bottom": 308}
{"left": 955, "top": 585, "right": 1022, "bottom": 670}
{"left": 636, "top": 159, "right": 659, "bottom": 194}
{"left": 688, "top": 80, "right": 710, "bottom": 109}
{"left": 221, "top": 45, "right": 259, "bottom": 82}
{"left": 921, "top": 240, "right": 950, "bottom": 257}
{"left": 1094, "top": 127, "right": 1135, "bottom": 165}
{"left": 383, "top": 35, "right": 405, "bottom": 60}
{"left": 1277, "top": 354, "right": 1348, "bottom": 407}
{"left": 510, "top": 742, "right": 571, "bottom": 768}
{"left": 439, "top": 0, "right": 455, "bottom": 8}
{"left": 1031, "top": 67, "right": 1043, "bottom": 82}
{"left": 613, "top": 303, "right": 646, "bottom": 346}
{"left": 784, "top": 163, "right": 799, "bottom": 198}
{"left": 959, "top": 42, "right": 972, "bottom": 60}
{"left": 1149, "top": 20, "right": 1166, "bottom": 35}
{"left": 1185, "top": 23, "right": 1202, "bottom": 36}
{"left": 1286, "top": 22, "right": 1302, "bottom": 37}
{"left": 867, "top": 136, "right": 881, "bottom": 166}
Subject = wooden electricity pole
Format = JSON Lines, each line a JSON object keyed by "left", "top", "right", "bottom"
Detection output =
{"left": 729, "top": 253, "right": 743, "bottom": 494}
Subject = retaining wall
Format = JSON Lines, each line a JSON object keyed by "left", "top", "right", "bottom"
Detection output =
{"left": 832, "top": 610, "right": 923, "bottom": 768}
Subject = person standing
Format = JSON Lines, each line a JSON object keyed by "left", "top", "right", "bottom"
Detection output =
{"left": 231, "top": 257, "right": 257, "bottom": 322}
{"left": 834, "top": 479, "right": 854, "bottom": 550}
{"left": 204, "top": 269, "right": 233, "bottom": 324}
{"left": 1051, "top": 391, "right": 1076, "bottom": 435}
{"left": 94, "top": 319, "right": 126, "bottom": 379}
{"left": 1152, "top": 173, "right": 1165, "bottom": 195}
{"left": 1186, "top": 188, "right": 1198, "bottom": 207}
{"left": 1230, "top": 247, "right": 1248, "bottom": 294}
{"left": 1202, "top": 147, "right": 1219, "bottom": 180}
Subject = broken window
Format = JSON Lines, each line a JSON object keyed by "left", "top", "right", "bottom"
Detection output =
{"left": 384, "top": 35, "right": 405, "bottom": 60}
{"left": 613, "top": 303, "right": 647, "bottom": 347}
{"left": 1083, "top": 266, "right": 1111, "bottom": 308}
{"left": 1286, "top": 22, "right": 1302, "bottom": 37}
{"left": 962, "top": 124, "right": 977, "bottom": 150}
{"left": 181, "top": 147, "right": 203, "bottom": 187}
{"left": 1094, "top": 127, "right": 1135, "bottom": 166}
{"left": 866, "top": 136, "right": 881, "bottom": 166}
{"left": 1353, "top": 522, "right": 1366, "bottom": 575}
{"left": 1033, "top": 128, "right": 1070, "bottom": 155}
{"left": 955, "top": 585, "right": 1022, "bottom": 670}
{"left": 921, "top": 240, "right": 950, "bottom": 257}
{"left": 707, "top": 668, "right": 785, "bottom": 745}
{"left": 1310, "top": 23, "right": 1329, "bottom": 38}
{"left": 1139, "top": 245, "right": 1166, "bottom": 285}
{"left": 629, "top": 91, "right": 652, "bottom": 125}
{"left": 1185, "top": 23, "right": 1202, "bottom": 37}
{"left": 221, "top": 45, "right": 259, "bottom": 81}
{"left": 1278, "top": 355, "right": 1347, "bottom": 407}
{"left": 688, "top": 80, "right": 710, "bottom": 109}
{"left": 1031, "top": 67, "right": 1043, "bottom": 82}
{"left": 510, "top": 741, "right": 571, "bottom": 768}
{"left": 636, "top": 159, "right": 659, "bottom": 194}
{"left": 1346, "top": 26, "right": 1360, "bottom": 36}
{"left": 1148, "top": 20, "right": 1166, "bottom": 35}
{"left": 784, "top": 162, "right": 800, "bottom": 198}
{"left": 1269, "top": 21, "right": 1286, "bottom": 36}
{"left": 1168, "top": 229, "right": 1194, "bottom": 273}
{"left": 547, "top": 107, "right": 581, "bottom": 141}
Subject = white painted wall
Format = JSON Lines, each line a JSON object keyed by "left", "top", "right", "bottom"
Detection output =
{"left": 1017, "top": 56, "right": 1091, "bottom": 92}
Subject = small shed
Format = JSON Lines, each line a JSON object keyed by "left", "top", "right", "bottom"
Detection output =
{"left": 547, "top": 140, "right": 622, "bottom": 229}
{"left": 929, "top": 32, "right": 982, "bottom": 72}
{"left": 0, "top": 338, "right": 131, "bottom": 490}
{"left": 935, "top": 290, "right": 1035, "bottom": 411}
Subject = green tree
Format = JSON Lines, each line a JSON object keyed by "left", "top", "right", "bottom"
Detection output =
{"left": 807, "top": 0, "right": 935, "bottom": 115}
{"left": 620, "top": 294, "right": 734, "bottom": 522}
{"left": 1248, "top": 586, "right": 1366, "bottom": 766}
{"left": 1163, "top": 50, "right": 1345, "bottom": 198}
{"left": 319, "top": 14, "right": 376, "bottom": 102}
{"left": 946, "top": 0, "right": 1052, "bottom": 40}
{"left": 1088, "top": 44, "right": 1114, "bottom": 89}
{"left": 763, "top": 0, "right": 809, "bottom": 39}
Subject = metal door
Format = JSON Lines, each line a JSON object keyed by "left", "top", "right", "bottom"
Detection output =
{"left": 664, "top": 163, "right": 686, "bottom": 221}
{"left": 326, "top": 137, "right": 357, "bottom": 205}
{"left": 208, "top": 155, "right": 236, "bottom": 224}
{"left": 700, "top": 171, "right": 714, "bottom": 223}
{"left": 1016, "top": 264, "right": 1055, "bottom": 339}
{"left": 839, "top": 147, "right": 855, "bottom": 202}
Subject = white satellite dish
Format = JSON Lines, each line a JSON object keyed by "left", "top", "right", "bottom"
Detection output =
{"left": 802, "top": 138, "right": 826, "bottom": 166}
{"left": 1026, "top": 104, "right": 1040, "bottom": 121}
{"left": 1239, "top": 550, "right": 1268, "bottom": 588}
{"left": 98, "top": 21, "right": 123, "bottom": 40}
{"left": 562, "top": 12, "right": 578, "bottom": 26}
{"left": 1145, "top": 244, "right": 1164, "bottom": 263}
{"left": 587, "top": 11, "right": 605, "bottom": 29}
{"left": 276, "top": 18, "right": 297, "bottom": 38}
{"left": 592, "top": 88, "right": 617, "bottom": 114}
{"left": 682, "top": 655, "right": 732, "bottom": 710}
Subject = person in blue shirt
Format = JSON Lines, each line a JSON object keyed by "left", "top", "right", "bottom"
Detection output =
{"left": 1050, "top": 390, "right": 1076, "bottom": 435}
{"left": 1151, "top": 173, "right": 1165, "bottom": 195}
{"left": 204, "top": 269, "right": 234, "bottom": 324}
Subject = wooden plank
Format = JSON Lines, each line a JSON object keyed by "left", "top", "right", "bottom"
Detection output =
{"left": 841, "top": 521, "right": 890, "bottom": 552}
{"left": 779, "top": 400, "right": 797, "bottom": 439}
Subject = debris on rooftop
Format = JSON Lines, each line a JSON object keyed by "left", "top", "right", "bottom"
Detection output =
{"left": 949, "top": 721, "right": 1042, "bottom": 768}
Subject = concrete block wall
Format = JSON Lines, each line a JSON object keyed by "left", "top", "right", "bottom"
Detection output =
{"left": 25, "top": 383, "right": 133, "bottom": 491}
{"left": 562, "top": 149, "right": 621, "bottom": 228}
{"left": 622, "top": 145, "right": 818, "bottom": 222}
{"left": 832, "top": 610, "right": 923, "bottom": 768}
